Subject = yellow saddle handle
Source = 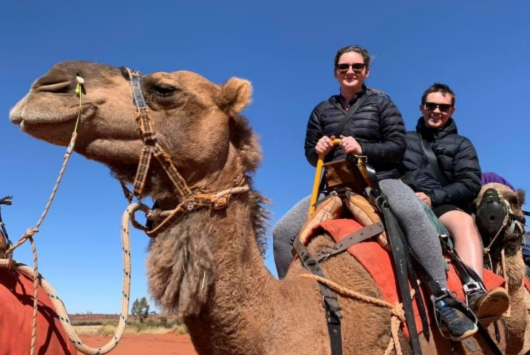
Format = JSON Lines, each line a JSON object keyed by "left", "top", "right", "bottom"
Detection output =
{"left": 308, "top": 139, "right": 341, "bottom": 216}
{"left": 308, "top": 139, "right": 373, "bottom": 217}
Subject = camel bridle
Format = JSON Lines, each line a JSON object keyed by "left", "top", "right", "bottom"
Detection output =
{"left": 122, "top": 68, "right": 249, "bottom": 237}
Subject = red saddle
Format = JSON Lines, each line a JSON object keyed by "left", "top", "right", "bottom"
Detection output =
{"left": 301, "top": 218, "right": 506, "bottom": 338}
{"left": 0, "top": 268, "right": 77, "bottom": 355}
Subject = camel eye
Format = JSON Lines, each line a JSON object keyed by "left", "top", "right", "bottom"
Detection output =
{"left": 151, "top": 84, "right": 177, "bottom": 98}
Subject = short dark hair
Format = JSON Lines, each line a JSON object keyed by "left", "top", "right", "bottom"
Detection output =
{"left": 334, "top": 45, "right": 371, "bottom": 68}
{"left": 421, "top": 83, "right": 456, "bottom": 106}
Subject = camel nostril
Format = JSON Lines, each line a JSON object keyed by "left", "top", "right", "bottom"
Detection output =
{"left": 33, "top": 70, "right": 75, "bottom": 93}
{"left": 36, "top": 81, "right": 72, "bottom": 93}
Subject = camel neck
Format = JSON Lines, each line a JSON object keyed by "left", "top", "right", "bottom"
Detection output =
{"left": 191, "top": 196, "right": 277, "bottom": 354}
{"left": 148, "top": 190, "right": 279, "bottom": 355}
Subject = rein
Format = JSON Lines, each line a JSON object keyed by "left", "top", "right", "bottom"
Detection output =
{"left": 121, "top": 68, "right": 249, "bottom": 237}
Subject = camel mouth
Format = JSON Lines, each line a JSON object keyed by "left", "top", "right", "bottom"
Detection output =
{"left": 20, "top": 111, "right": 79, "bottom": 126}
{"left": 11, "top": 102, "right": 95, "bottom": 128}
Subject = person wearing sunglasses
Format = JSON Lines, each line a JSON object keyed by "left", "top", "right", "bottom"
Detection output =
{"left": 400, "top": 83, "right": 509, "bottom": 320}
{"left": 273, "top": 45, "right": 480, "bottom": 341}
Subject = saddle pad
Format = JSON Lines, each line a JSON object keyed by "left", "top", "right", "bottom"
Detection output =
{"left": 0, "top": 268, "right": 77, "bottom": 355}
{"left": 308, "top": 219, "right": 506, "bottom": 338}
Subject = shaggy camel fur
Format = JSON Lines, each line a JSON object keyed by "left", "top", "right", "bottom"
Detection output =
{"left": 0, "top": 231, "right": 6, "bottom": 258}
{"left": 10, "top": 61, "right": 512, "bottom": 355}
{"left": 475, "top": 183, "right": 527, "bottom": 355}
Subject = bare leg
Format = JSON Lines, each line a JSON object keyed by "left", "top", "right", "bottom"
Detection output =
{"left": 439, "top": 210, "right": 484, "bottom": 280}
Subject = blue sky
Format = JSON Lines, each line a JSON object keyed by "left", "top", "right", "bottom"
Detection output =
{"left": 1, "top": 1, "right": 528, "bottom": 314}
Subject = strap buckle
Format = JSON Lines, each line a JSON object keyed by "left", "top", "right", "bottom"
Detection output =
{"left": 323, "top": 295, "right": 342, "bottom": 319}
{"left": 463, "top": 281, "right": 482, "bottom": 295}
{"left": 463, "top": 281, "right": 485, "bottom": 304}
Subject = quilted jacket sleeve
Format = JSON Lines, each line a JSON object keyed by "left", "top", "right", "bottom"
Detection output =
{"left": 358, "top": 98, "right": 407, "bottom": 164}
{"left": 304, "top": 107, "right": 323, "bottom": 167}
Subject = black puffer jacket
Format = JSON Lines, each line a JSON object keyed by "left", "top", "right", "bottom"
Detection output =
{"left": 400, "top": 118, "right": 481, "bottom": 209}
{"left": 305, "top": 90, "right": 406, "bottom": 180}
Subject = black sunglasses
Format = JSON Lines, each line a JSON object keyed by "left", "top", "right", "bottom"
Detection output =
{"left": 424, "top": 102, "right": 453, "bottom": 113}
{"left": 336, "top": 63, "right": 366, "bottom": 74}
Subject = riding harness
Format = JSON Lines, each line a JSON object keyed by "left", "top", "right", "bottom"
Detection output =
{"left": 120, "top": 68, "right": 249, "bottom": 237}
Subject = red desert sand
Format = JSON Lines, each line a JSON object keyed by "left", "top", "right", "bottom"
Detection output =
{"left": 78, "top": 334, "right": 197, "bottom": 355}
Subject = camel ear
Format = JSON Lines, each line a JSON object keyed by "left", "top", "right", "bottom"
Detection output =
{"left": 217, "top": 77, "right": 252, "bottom": 116}
{"left": 517, "top": 189, "right": 526, "bottom": 207}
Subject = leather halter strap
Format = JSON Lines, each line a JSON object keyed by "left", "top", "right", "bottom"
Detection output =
{"left": 122, "top": 68, "right": 248, "bottom": 237}
{"left": 126, "top": 68, "right": 192, "bottom": 199}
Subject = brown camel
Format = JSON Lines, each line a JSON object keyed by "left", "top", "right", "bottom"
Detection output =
{"left": 475, "top": 183, "right": 528, "bottom": 355}
{"left": 524, "top": 232, "right": 530, "bottom": 355}
{"left": 9, "top": 61, "right": 511, "bottom": 355}
{"left": 0, "top": 230, "right": 6, "bottom": 258}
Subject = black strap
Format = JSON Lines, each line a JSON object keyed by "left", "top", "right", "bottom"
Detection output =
{"left": 411, "top": 247, "right": 503, "bottom": 355}
{"left": 380, "top": 205, "right": 423, "bottom": 355}
{"left": 0, "top": 196, "right": 13, "bottom": 247}
{"left": 440, "top": 238, "right": 485, "bottom": 293}
{"left": 292, "top": 237, "right": 343, "bottom": 355}
{"left": 418, "top": 134, "right": 450, "bottom": 187}
{"left": 314, "top": 222, "right": 384, "bottom": 262}
{"left": 476, "top": 323, "right": 503, "bottom": 355}
{"left": 365, "top": 163, "right": 428, "bottom": 348}
{"left": 333, "top": 94, "right": 368, "bottom": 138}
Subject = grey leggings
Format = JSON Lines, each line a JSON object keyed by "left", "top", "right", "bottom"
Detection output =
{"left": 273, "top": 179, "right": 447, "bottom": 289}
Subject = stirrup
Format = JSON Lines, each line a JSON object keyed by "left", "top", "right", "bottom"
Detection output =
{"left": 431, "top": 289, "right": 478, "bottom": 340}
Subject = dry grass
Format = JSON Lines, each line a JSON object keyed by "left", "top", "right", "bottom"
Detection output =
{"left": 73, "top": 325, "right": 102, "bottom": 336}
{"left": 71, "top": 317, "right": 188, "bottom": 337}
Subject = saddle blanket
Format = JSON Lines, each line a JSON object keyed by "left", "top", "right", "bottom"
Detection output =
{"left": 0, "top": 268, "right": 77, "bottom": 354}
{"left": 305, "top": 218, "right": 506, "bottom": 338}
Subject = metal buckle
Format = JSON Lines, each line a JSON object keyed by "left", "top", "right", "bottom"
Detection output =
{"left": 463, "top": 281, "right": 485, "bottom": 304}
{"left": 463, "top": 281, "right": 482, "bottom": 294}
{"left": 128, "top": 203, "right": 152, "bottom": 232}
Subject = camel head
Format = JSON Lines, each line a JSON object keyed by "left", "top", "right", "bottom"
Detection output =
{"left": 475, "top": 183, "right": 526, "bottom": 256}
{"left": 10, "top": 62, "right": 267, "bottom": 316}
{"left": 9, "top": 61, "right": 261, "bottom": 201}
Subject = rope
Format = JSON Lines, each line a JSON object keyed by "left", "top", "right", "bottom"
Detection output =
{"left": 0, "top": 203, "right": 135, "bottom": 354}
{"left": 500, "top": 248, "right": 511, "bottom": 318}
{"left": 0, "top": 77, "right": 128, "bottom": 354}
{"left": 299, "top": 274, "right": 406, "bottom": 355}
{"left": 2, "top": 79, "right": 84, "bottom": 355}
{"left": 482, "top": 214, "right": 508, "bottom": 256}
{"left": 6, "top": 78, "right": 85, "bottom": 258}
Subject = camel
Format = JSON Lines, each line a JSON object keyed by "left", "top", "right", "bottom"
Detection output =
{"left": 524, "top": 232, "right": 530, "bottom": 355}
{"left": 9, "top": 61, "right": 517, "bottom": 355}
{"left": 474, "top": 184, "right": 528, "bottom": 355}
{"left": 0, "top": 230, "right": 6, "bottom": 258}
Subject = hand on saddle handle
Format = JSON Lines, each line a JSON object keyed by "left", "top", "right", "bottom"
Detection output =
{"left": 340, "top": 135, "right": 363, "bottom": 155}
{"left": 315, "top": 135, "right": 339, "bottom": 155}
